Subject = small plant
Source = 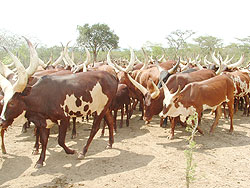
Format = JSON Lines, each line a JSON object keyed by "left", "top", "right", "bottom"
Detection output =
{"left": 185, "top": 112, "right": 199, "bottom": 188}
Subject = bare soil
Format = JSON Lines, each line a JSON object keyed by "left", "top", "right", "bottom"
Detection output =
{"left": 1, "top": 109, "right": 250, "bottom": 188}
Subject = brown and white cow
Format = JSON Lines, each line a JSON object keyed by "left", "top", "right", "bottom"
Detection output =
{"left": 125, "top": 69, "right": 216, "bottom": 127}
{"left": 0, "top": 40, "right": 119, "bottom": 168}
{"left": 159, "top": 74, "right": 235, "bottom": 138}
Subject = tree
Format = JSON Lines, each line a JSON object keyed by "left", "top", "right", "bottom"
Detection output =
{"left": 193, "top": 35, "right": 223, "bottom": 55}
{"left": 76, "top": 23, "right": 119, "bottom": 62}
{"left": 165, "top": 29, "right": 195, "bottom": 57}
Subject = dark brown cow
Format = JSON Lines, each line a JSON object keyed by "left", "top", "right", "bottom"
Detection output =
{"left": 0, "top": 70, "right": 118, "bottom": 168}
{"left": 101, "top": 84, "right": 131, "bottom": 136}
{"left": 160, "top": 74, "right": 235, "bottom": 138}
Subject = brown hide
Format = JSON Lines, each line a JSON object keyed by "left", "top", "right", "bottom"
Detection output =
{"left": 143, "top": 69, "right": 216, "bottom": 122}
{"left": 161, "top": 74, "right": 235, "bottom": 138}
{"left": 135, "top": 61, "right": 177, "bottom": 93}
{"left": 0, "top": 71, "right": 118, "bottom": 167}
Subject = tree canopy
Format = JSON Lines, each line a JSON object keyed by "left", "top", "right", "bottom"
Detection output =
{"left": 76, "top": 23, "right": 119, "bottom": 62}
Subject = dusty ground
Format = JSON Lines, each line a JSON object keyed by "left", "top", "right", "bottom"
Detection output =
{"left": 1, "top": 109, "right": 250, "bottom": 188}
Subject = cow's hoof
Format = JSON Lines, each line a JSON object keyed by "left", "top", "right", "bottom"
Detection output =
{"left": 106, "top": 144, "right": 112, "bottom": 149}
{"left": 2, "top": 149, "right": 6, "bottom": 154}
{"left": 22, "top": 129, "right": 27, "bottom": 133}
{"left": 32, "top": 150, "right": 39, "bottom": 155}
{"left": 34, "top": 163, "right": 43, "bottom": 169}
{"left": 71, "top": 135, "right": 77, "bottom": 139}
{"left": 77, "top": 153, "right": 85, "bottom": 160}
{"left": 167, "top": 135, "right": 174, "bottom": 140}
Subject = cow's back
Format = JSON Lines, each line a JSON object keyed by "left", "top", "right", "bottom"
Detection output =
{"left": 28, "top": 71, "right": 118, "bottom": 118}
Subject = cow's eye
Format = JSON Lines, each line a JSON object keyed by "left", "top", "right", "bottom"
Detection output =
{"left": 8, "top": 101, "right": 15, "bottom": 107}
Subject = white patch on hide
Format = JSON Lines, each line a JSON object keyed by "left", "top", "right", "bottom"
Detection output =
{"left": 46, "top": 119, "right": 55, "bottom": 129}
{"left": 231, "top": 75, "right": 249, "bottom": 97}
{"left": 167, "top": 102, "right": 196, "bottom": 122}
{"left": 11, "top": 111, "right": 27, "bottom": 126}
{"left": 61, "top": 82, "right": 109, "bottom": 117}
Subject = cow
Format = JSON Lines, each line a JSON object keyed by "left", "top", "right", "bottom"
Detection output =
{"left": 159, "top": 74, "right": 235, "bottom": 138}
{"left": 0, "top": 41, "right": 119, "bottom": 168}
{"left": 124, "top": 69, "right": 216, "bottom": 129}
{"left": 101, "top": 83, "right": 131, "bottom": 137}
{"left": 109, "top": 51, "right": 179, "bottom": 120}
{"left": 0, "top": 70, "right": 118, "bottom": 168}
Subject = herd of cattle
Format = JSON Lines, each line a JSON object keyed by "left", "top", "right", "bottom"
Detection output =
{"left": 0, "top": 37, "right": 249, "bottom": 168}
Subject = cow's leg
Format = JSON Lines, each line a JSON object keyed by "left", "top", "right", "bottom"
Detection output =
{"left": 127, "top": 102, "right": 133, "bottom": 119}
{"left": 131, "top": 99, "right": 138, "bottom": 111}
{"left": 101, "top": 119, "right": 106, "bottom": 137}
{"left": 71, "top": 117, "right": 77, "bottom": 139}
{"left": 103, "top": 109, "right": 114, "bottom": 149}
{"left": 239, "top": 97, "right": 244, "bottom": 111}
{"left": 168, "top": 117, "right": 177, "bottom": 139}
{"left": 243, "top": 95, "right": 249, "bottom": 116}
{"left": 113, "top": 109, "right": 118, "bottom": 132}
{"left": 35, "top": 126, "right": 50, "bottom": 168}
{"left": 196, "top": 112, "right": 204, "bottom": 135}
{"left": 227, "top": 101, "right": 234, "bottom": 133}
{"left": 139, "top": 100, "right": 144, "bottom": 120}
{"left": 1, "top": 128, "right": 6, "bottom": 154}
{"left": 32, "top": 127, "right": 40, "bottom": 155}
{"left": 78, "top": 112, "right": 105, "bottom": 159}
{"left": 222, "top": 102, "right": 227, "bottom": 119}
{"left": 209, "top": 105, "right": 222, "bottom": 133}
{"left": 22, "top": 120, "right": 30, "bottom": 133}
{"left": 120, "top": 105, "right": 124, "bottom": 128}
{"left": 125, "top": 104, "right": 129, "bottom": 127}
{"left": 58, "top": 118, "right": 75, "bottom": 154}
{"left": 160, "top": 117, "right": 168, "bottom": 128}
{"left": 234, "top": 98, "right": 239, "bottom": 113}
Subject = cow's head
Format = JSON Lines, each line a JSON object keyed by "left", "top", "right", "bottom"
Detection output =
{"left": 125, "top": 73, "right": 163, "bottom": 122}
{"left": 0, "top": 37, "right": 39, "bottom": 128}
{"left": 157, "top": 59, "right": 180, "bottom": 88}
{"left": 160, "top": 81, "right": 181, "bottom": 119}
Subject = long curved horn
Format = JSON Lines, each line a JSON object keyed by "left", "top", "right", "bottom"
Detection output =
{"left": 127, "top": 73, "right": 148, "bottom": 96}
{"left": 107, "top": 49, "right": 121, "bottom": 73}
{"left": 84, "top": 46, "right": 91, "bottom": 66}
{"left": 52, "top": 47, "right": 65, "bottom": 66}
{"left": 168, "top": 58, "right": 180, "bottom": 74}
{"left": 154, "top": 60, "right": 164, "bottom": 73}
{"left": 204, "top": 55, "right": 212, "bottom": 65}
{"left": 73, "top": 47, "right": 90, "bottom": 73}
{"left": 64, "top": 41, "right": 76, "bottom": 67}
{"left": 224, "top": 55, "right": 234, "bottom": 65}
{"left": 140, "top": 48, "right": 149, "bottom": 70}
{"left": 46, "top": 54, "right": 53, "bottom": 66}
{"left": 38, "top": 58, "right": 47, "bottom": 69}
{"left": 0, "top": 74, "right": 14, "bottom": 120}
{"left": 0, "top": 60, "right": 14, "bottom": 78}
{"left": 23, "top": 37, "right": 39, "bottom": 77}
{"left": 135, "top": 56, "right": 143, "bottom": 64}
{"left": 150, "top": 80, "right": 160, "bottom": 99}
{"left": 211, "top": 52, "right": 220, "bottom": 66}
{"left": 180, "top": 57, "right": 187, "bottom": 65}
{"left": 161, "top": 81, "right": 171, "bottom": 97}
{"left": 227, "top": 55, "right": 244, "bottom": 69}
{"left": 158, "top": 54, "right": 165, "bottom": 62}
{"left": 215, "top": 59, "right": 222, "bottom": 75}
{"left": 125, "top": 47, "right": 135, "bottom": 72}
{"left": 3, "top": 47, "right": 28, "bottom": 93}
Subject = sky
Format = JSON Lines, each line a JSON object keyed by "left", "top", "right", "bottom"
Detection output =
{"left": 1, "top": 0, "right": 250, "bottom": 49}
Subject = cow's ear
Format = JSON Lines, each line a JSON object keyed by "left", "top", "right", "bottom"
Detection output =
{"left": 21, "top": 86, "right": 32, "bottom": 96}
